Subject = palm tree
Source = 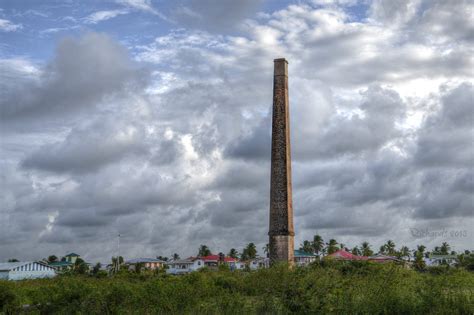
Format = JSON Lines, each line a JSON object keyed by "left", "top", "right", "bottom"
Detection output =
{"left": 300, "top": 240, "right": 313, "bottom": 253}
{"left": 172, "top": 253, "right": 180, "bottom": 260}
{"left": 417, "top": 245, "right": 426, "bottom": 255}
{"left": 198, "top": 245, "right": 211, "bottom": 257}
{"left": 385, "top": 240, "right": 396, "bottom": 255}
{"left": 228, "top": 248, "right": 239, "bottom": 259}
{"left": 351, "top": 246, "right": 361, "bottom": 256}
{"left": 327, "top": 239, "right": 339, "bottom": 254}
{"left": 399, "top": 246, "right": 410, "bottom": 260}
{"left": 440, "top": 242, "right": 450, "bottom": 255}
{"left": 241, "top": 243, "right": 257, "bottom": 261}
{"left": 379, "top": 245, "right": 387, "bottom": 254}
{"left": 312, "top": 235, "right": 324, "bottom": 256}
{"left": 246, "top": 243, "right": 257, "bottom": 259}
{"left": 414, "top": 251, "right": 426, "bottom": 271}
{"left": 361, "top": 242, "right": 373, "bottom": 256}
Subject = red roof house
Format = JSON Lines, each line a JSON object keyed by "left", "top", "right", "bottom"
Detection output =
{"left": 326, "top": 250, "right": 368, "bottom": 261}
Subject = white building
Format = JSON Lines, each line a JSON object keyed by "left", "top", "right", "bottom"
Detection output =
{"left": 166, "top": 258, "right": 205, "bottom": 274}
{"left": 248, "top": 257, "right": 270, "bottom": 270}
{"left": 125, "top": 258, "right": 166, "bottom": 270}
{"left": 425, "top": 254, "right": 458, "bottom": 267}
{"left": 0, "top": 262, "right": 56, "bottom": 281}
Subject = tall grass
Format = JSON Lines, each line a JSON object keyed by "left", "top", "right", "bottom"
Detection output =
{"left": 1, "top": 262, "right": 473, "bottom": 314}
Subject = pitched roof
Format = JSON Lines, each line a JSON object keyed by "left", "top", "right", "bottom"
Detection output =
{"left": 125, "top": 258, "right": 166, "bottom": 264}
{"left": 168, "top": 258, "right": 196, "bottom": 264}
{"left": 0, "top": 261, "right": 55, "bottom": 271}
{"left": 48, "top": 261, "right": 73, "bottom": 266}
{"left": 294, "top": 250, "right": 317, "bottom": 257}
{"left": 369, "top": 254, "right": 399, "bottom": 261}
{"left": 198, "top": 255, "right": 238, "bottom": 263}
{"left": 65, "top": 253, "right": 80, "bottom": 257}
{"left": 327, "top": 250, "right": 368, "bottom": 260}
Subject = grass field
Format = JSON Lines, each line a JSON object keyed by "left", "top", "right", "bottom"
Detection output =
{"left": 1, "top": 262, "right": 473, "bottom": 314}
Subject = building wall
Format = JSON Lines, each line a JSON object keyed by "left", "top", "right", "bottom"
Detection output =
{"left": 8, "top": 270, "right": 56, "bottom": 280}
{"left": 0, "top": 271, "right": 9, "bottom": 280}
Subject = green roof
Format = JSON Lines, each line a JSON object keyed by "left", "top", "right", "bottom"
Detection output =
{"left": 294, "top": 250, "right": 317, "bottom": 257}
{"left": 48, "top": 261, "right": 72, "bottom": 266}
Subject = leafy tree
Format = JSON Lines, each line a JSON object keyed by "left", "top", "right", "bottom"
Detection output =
{"left": 228, "top": 248, "right": 239, "bottom": 259}
{"left": 7, "top": 259, "right": 19, "bottom": 262}
{"left": 173, "top": 253, "right": 180, "bottom": 260}
{"left": 92, "top": 263, "right": 101, "bottom": 275}
{"left": 299, "top": 240, "right": 313, "bottom": 253}
{"left": 361, "top": 242, "right": 373, "bottom": 257}
{"left": 379, "top": 245, "right": 387, "bottom": 255}
{"left": 135, "top": 262, "right": 145, "bottom": 273}
{"left": 157, "top": 256, "right": 169, "bottom": 261}
{"left": 312, "top": 235, "right": 324, "bottom": 256}
{"left": 74, "top": 258, "right": 88, "bottom": 274}
{"left": 218, "top": 252, "right": 225, "bottom": 263}
{"left": 457, "top": 253, "right": 474, "bottom": 271}
{"left": 198, "top": 245, "right": 212, "bottom": 257}
{"left": 326, "top": 239, "right": 339, "bottom": 255}
{"left": 47, "top": 255, "right": 58, "bottom": 263}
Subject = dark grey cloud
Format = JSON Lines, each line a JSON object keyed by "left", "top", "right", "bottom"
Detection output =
{"left": 1, "top": 1, "right": 473, "bottom": 262}
{"left": 415, "top": 83, "right": 473, "bottom": 168}
{"left": 22, "top": 117, "right": 149, "bottom": 173}
{"left": 1, "top": 32, "right": 147, "bottom": 122}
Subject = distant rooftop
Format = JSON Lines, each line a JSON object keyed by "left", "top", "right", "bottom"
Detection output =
{"left": 294, "top": 250, "right": 317, "bottom": 257}
{"left": 0, "top": 261, "right": 53, "bottom": 271}
{"left": 125, "top": 258, "right": 166, "bottom": 264}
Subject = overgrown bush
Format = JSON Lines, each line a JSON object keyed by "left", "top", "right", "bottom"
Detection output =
{"left": 1, "top": 264, "right": 473, "bottom": 314}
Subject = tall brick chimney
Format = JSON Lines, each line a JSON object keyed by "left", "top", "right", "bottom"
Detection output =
{"left": 268, "top": 58, "right": 294, "bottom": 265}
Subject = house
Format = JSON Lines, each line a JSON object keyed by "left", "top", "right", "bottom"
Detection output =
{"left": 0, "top": 261, "right": 56, "bottom": 281}
{"left": 64, "top": 253, "right": 80, "bottom": 264}
{"left": 48, "top": 260, "right": 73, "bottom": 271}
{"left": 294, "top": 250, "right": 318, "bottom": 266}
{"left": 48, "top": 253, "right": 76, "bottom": 271}
{"left": 199, "top": 255, "right": 239, "bottom": 269}
{"left": 124, "top": 258, "right": 166, "bottom": 270}
{"left": 245, "top": 257, "right": 270, "bottom": 270}
{"left": 368, "top": 254, "right": 400, "bottom": 263}
{"left": 326, "top": 250, "right": 368, "bottom": 261}
{"left": 166, "top": 257, "right": 205, "bottom": 274}
{"left": 425, "top": 254, "right": 458, "bottom": 267}
{"left": 48, "top": 253, "right": 88, "bottom": 272}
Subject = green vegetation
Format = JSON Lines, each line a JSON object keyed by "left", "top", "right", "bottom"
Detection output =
{"left": 1, "top": 262, "right": 473, "bottom": 314}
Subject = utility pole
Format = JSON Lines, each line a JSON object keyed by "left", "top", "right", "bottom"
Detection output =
{"left": 117, "top": 233, "right": 121, "bottom": 272}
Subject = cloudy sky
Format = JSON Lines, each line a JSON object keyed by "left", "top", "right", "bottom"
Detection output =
{"left": 1, "top": 0, "right": 473, "bottom": 263}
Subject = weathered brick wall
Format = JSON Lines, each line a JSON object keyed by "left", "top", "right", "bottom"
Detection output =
{"left": 269, "top": 58, "right": 294, "bottom": 265}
